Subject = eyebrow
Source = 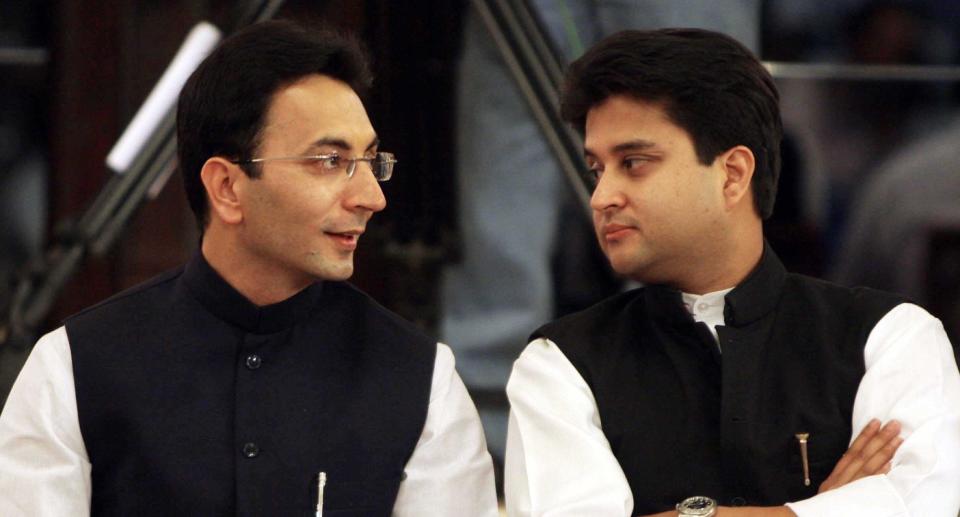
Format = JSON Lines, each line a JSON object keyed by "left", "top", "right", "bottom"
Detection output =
{"left": 613, "top": 139, "right": 657, "bottom": 153}
{"left": 306, "top": 135, "right": 380, "bottom": 154}
{"left": 584, "top": 139, "right": 658, "bottom": 159}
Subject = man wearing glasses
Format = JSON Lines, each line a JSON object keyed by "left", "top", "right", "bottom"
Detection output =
{"left": 0, "top": 20, "right": 497, "bottom": 516}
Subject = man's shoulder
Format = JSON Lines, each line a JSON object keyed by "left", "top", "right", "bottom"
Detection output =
{"left": 783, "top": 271, "right": 907, "bottom": 318}
{"left": 532, "top": 288, "right": 645, "bottom": 350}
{"left": 544, "top": 287, "right": 643, "bottom": 326}
{"left": 323, "top": 281, "right": 437, "bottom": 351}
{"left": 65, "top": 266, "right": 185, "bottom": 325}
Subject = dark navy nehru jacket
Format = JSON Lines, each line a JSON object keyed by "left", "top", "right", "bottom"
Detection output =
{"left": 65, "top": 251, "right": 436, "bottom": 516}
{"left": 533, "top": 244, "right": 903, "bottom": 514}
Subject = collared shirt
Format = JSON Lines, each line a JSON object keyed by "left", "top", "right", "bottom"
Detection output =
{"left": 681, "top": 288, "right": 733, "bottom": 346}
{"left": 505, "top": 299, "right": 960, "bottom": 516}
{"left": 0, "top": 330, "right": 498, "bottom": 517}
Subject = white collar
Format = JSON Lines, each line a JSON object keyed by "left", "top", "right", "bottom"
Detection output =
{"left": 681, "top": 287, "right": 733, "bottom": 346}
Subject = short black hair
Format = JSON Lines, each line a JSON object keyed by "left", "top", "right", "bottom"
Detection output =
{"left": 177, "top": 19, "right": 373, "bottom": 231}
{"left": 561, "top": 29, "right": 782, "bottom": 219}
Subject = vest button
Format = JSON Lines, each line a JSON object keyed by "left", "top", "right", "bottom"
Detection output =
{"left": 731, "top": 496, "right": 747, "bottom": 506}
{"left": 242, "top": 442, "right": 260, "bottom": 458}
{"left": 245, "top": 354, "right": 262, "bottom": 370}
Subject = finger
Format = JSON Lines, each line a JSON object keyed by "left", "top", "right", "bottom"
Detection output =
{"left": 833, "top": 420, "right": 901, "bottom": 486}
{"left": 860, "top": 436, "right": 903, "bottom": 476}
{"left": 851, "top": 420, "right": 901, "bottom": 475}
{"left": 820, "top": 419, "right": 881, "bottom": 491}
{"left": 860, "top": 420, "right": 901, "bottom": 460}
{"left": 846, "top": 419, "right": 882, "bottom": 457}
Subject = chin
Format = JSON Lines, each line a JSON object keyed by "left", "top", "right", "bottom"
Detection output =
{"left": 316, "top": 267, "right": 353, "bottom": 282}
{"left": 607, "top": 254, "right": 640, "bottom": 277}
{"left": 299, "top": 250, "right": 355, "bottom": 281}
{"left": 297, "top": 259, "right": 351, "bottom": 282}
{"left": 609, "top": 258, "right": 658, "bottom": 284}
{"left": 323, "top": 262, "right": 355, "bottom": 281}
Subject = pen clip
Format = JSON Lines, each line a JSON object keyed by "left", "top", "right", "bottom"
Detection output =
{"left": 315, "top": 471, "right": 326, "bottom": 517}
{"left": 795, "top": 433, "right": 811, "bottom": 487}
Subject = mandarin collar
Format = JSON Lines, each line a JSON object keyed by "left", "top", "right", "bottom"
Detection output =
{"left": 181, "top": 250, "right": 325, "bottom": 334}
{"left": 644, "top": 284, "right": 692, "bottom": 327}
{"left": 722, "top": 241, "right": 786, "bottom": 327}
{"left": 643, "top": 241, "right": 786, "bottom": 328}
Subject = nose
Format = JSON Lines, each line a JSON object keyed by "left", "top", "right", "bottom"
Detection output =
{"left": 589, "top": 173, "right": 624, "bottom": 213}
{"left": 346, "top": 165, "right": 387, "bottom": 213}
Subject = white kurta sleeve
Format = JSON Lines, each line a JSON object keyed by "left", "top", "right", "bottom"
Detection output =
{"left": 392, "top": 343, "right": 498, "bottom": 517}
{"left": 504, "top": 337, "right": 633, "bottom": 517}
{"left": 0, "top": 326, "right": 91, "bottom": 516}
{"left": 786, "top": 303, "right": 960, "bottom": 516}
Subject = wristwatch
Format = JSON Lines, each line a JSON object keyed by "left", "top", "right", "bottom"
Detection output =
{"left": 676, "top": 496, "right": 718, "bottom": 516}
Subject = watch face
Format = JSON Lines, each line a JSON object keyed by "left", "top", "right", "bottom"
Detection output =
{"left": 685, "top": 499, "right": 712, "bottom": 509}
{"left": 677, "top": 496, "right": 717, "bottom": 516}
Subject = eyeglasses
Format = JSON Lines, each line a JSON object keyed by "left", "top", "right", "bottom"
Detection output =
{"left": 232, "top": 152, "right": 396, "bottom": 181}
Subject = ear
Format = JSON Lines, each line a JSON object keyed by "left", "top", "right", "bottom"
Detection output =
{"left": 199, "top": 157, "right": 245, "bottom": 225}
{"left": 718, "top": 145, "right": 755, "bottom": 211}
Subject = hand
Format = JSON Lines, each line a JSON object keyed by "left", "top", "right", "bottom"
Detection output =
{"left": 818, "top": 418, "right": 902, "bottom": 493}
{"left": 639, "top": 420, "right": 903, "bottom": 517}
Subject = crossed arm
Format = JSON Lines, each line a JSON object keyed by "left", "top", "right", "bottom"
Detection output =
{"left": 505, "top": 304, "right": 960, "bottom": 516}
{"left": 640, "top": 419, "right": 903, "bottom": 517}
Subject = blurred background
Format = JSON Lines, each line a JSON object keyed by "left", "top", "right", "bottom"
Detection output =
{"left": 2, "top": 0, "right": 959, "bottom": 483}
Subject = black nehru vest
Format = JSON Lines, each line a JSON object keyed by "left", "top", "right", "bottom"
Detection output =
{"left": 533, "top": 244, "right": 904, "bottom": 514}
{"left": 65, "top": 252, "right": 436, "bottom": 516}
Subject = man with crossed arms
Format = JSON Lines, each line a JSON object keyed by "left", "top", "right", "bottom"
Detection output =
{"left": 505, "top": 28, "right": 960, "bottom": 516}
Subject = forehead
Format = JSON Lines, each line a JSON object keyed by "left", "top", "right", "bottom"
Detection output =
{"left": 583, "top": 95, "right": 690, "bottom": 154}
{"left": 260, "top": 74, "right": 375, "bottom": 152}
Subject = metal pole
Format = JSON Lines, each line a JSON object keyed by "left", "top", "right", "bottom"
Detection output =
{"left": 470, "top": 0, "right": 593, "bottom": 221}
{"left": 0, "top": 0, "right": 291, "bottom": 349}
{"left": 766, "top": 61, "right": 960, "bottom": 82}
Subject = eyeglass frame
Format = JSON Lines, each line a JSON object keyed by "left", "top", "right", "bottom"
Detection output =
{"left": 230, "top": 152, "right": 397, "bottom": 181}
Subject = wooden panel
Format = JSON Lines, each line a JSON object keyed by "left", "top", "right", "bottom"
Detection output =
{"left": 48, "top": 0, "right": 124, "bottom": 321}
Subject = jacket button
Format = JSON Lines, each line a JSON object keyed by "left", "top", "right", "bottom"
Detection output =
{"left": 242, "top": 442, "right": 260, "bottom": 458}
{"left": 245, "top": 354, "right": 262, "bottom": 370}
{"left": 731, "top": 496, "right": 747, "bottom": 506}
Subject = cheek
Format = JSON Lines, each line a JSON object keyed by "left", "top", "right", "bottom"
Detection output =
{"left": 243, "top": 189, "right": 328, "bottom": 248}
{"left": 639, "top": 176, "right": 685, "bottom": 217}
{"left": 673, "top": 167, "right": 718, "bottom": 211}
{"left": 274, "top": 184, "right": 343, "bottom": 222}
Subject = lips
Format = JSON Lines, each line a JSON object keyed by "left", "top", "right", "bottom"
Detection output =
{"left": 325, "top": 229, "right": 363, "bottom": 250}
{"left": 601, "top": 223, "right": 636, "bottom": 241}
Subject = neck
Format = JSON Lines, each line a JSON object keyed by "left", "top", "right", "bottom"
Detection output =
{"left": 675, "top": 220, "right": 764, "bottom": 295}
{"left": 201, "top": 225, "right": 312, "bottom": 306}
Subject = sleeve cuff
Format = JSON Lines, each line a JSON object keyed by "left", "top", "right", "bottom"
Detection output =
{"left": 786, "top": 475, "right": 907, "bottom": 517}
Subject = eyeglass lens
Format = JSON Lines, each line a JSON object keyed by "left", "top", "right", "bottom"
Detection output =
{"left": 363, "top": 152, "right": 394, "bottom": 181}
